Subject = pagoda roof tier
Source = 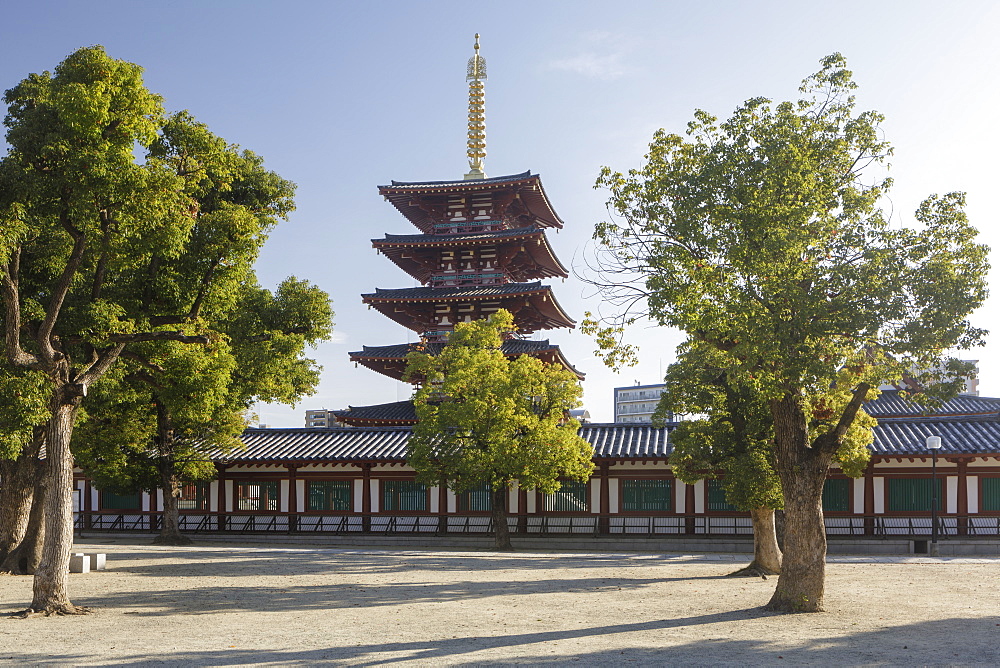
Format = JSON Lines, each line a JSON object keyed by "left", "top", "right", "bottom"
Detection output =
{"left": 378, "top": 171, "right": 564, "bottom": 234}
{"left": 349, "top": 339, "right": 584, "bottom": 381}
{"left": 333, "top": 400, "right": 417, "bottom": 427}
{"left": 372, "top": 226, "right": 568, "bottom": 283}
{"left": 361, "top": 282, "right": 575, "bottom": 334}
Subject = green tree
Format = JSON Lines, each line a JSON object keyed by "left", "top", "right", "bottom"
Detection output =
{"left": 0, "top": 367, "right": 49, "bottom": 573}
{"left": 0, "top": 46, "right": 319, "bottom": 615}
{"left": 658, "top": 339, "right": 873, "bottom": 576}
{"left": 405, "top": 310, "right": 594, "bottom": 550}
{"left": 75, "top": 277, "right": 331, "bottom": 545}
{"left": 588, "top": 54, "right": 987, "bottom": 611}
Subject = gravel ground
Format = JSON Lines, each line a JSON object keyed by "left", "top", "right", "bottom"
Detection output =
{"left": 0, "top": 538, "right": 998, "bottom": 666}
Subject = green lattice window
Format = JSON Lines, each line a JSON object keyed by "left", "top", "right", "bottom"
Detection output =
{"left": 822, "top": 478, "right": 851, "bottom": 512}
{"left": 101, "top": 491, "right": 140, "bottom": 510}
{"left": 544, "top": 481, "right": 589, "bottom": 512}
{"left": 707, "top": 479, "right": 737, "bottom": 511}
{"left": 309, "top": 480, "right": 352, "bottom": 511}
{"left": 235, "top": 481, "right": 279, "bottom": 511}
{"left": 382, "top": 480, "right": 427, "bottom": 511}
{"left": 458, "top": 483, "right": 492, "bottom": 511}
{"left": 887, "top": 478, "right": 942, "bottom": 512}
{"left": 981, "top": 477, "right": 1000, "bottom": 512}
{"left": 621, "top": 479, "right": 672, "bottom": 512}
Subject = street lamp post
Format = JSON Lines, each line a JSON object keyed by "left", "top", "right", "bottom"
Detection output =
{"left": 926, "top": 435, "right": 942, "bottom": 556}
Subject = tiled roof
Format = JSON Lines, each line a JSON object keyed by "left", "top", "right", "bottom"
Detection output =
{"left": 864, "top": 390, "right": 1000, "bottom": 417}
{"left": 332, "top": 400, "right": 417, "bottom": 424}
{"left": 375, "top": 226, "right": 543, "bottom": 245}
{"left": 232, "top": 426, "right": 413, "bottom": 462}
{"left": 349, "top": 339, "right": 560, "bottom": 360}
{"left": 871, "top": 415, "right": 1000, "bottom": 455}
{"left": 363, "top": 282, "right": 548, "bottom": 300}
{"left": 582, "top": 424, "right": 672, "bottom": 459}
{"left": 222, "top": 410, "right": 1000, "bottom": 464}
{"left": 378, "top": 172, "right": 564, "bottom": 233}
{"left": 382, "top": 171, "right": 533, "bottom": 189}
{"left": 220, "top": 422, "right": 672, "bottom": 463}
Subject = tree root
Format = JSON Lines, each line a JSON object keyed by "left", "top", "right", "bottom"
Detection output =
{"left": 10, "top": 604, "right": 92, "bottom": 618}
{"left": 763, "top": 599, "right": 825, "bottom": 614}
{"left": 152, "top": 534, "right": 193, "bottom": 546}
{"left": 727, "top": 563, "right": 780, "bottom": 578}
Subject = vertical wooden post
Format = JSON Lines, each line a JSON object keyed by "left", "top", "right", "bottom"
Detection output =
{"left": 598, "top": 463, "right": 610, "bottom": 535}
{"left": 287, "top": 465, "right": 298, "bottom": 533}
{"left": 956, "top": 459, "right": 968, "bottom": 536}
{"left": 83, "top": 478, "right": 92, "bottom": 530}
{"left": 362, "top": 464, "right": 372, "bottom": 532}
{"left": 216, "top": 464, "right": 227, "bottom": 532}
{"left": 517, "top": 487, "right": 528, "bottom": 534}
{"left": 685, "top": 483, "right": 696, "bottom": 535}
{"left": 863, "top": 460, "right": 875, "bottom": 536}
{"left": 438, "top": 479, "right": 448, "bottom": 534}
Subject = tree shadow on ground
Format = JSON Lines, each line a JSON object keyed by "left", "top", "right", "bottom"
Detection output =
{"left": 88, "top": 545, "right": 741, "bottom": 579}
{"left": 6, "top": 614, "right": 994, "bottom": 666}
{"left": 29, "top": 570, "right": 735, "bottom": 616}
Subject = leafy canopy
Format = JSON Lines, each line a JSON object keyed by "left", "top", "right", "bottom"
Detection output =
{"left": 405, "top": 310, "right": 593, "bottom": 494}
{"left": 592, "top": 54, "right": 988, "bottom": 401}
{"left": 660, "top": 339, "right": 873, "bottom": 512}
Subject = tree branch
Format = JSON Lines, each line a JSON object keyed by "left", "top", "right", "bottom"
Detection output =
{"left": 815, "top": 382, "right": 871, "bottom": 454}
{"left": 1, "top": 247, "right": 41, "bottom": 369}
{"left": 38, "top": 199, "right": 87, "bottom": 363}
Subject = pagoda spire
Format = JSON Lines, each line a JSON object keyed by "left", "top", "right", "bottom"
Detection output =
{"left": 464, "top": 33, "right": 487, "bottom": 180}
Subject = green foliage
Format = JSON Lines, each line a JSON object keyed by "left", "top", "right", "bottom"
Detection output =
{"left": 660, "top": 340, "right": 872, "bottom": 511}
{"left": 0, "top": 46, "right": 333, "bottom": 500}
{"left": 0, "top": 367, "right": 49, "bottom": 460}
{"left": 592, "top": 53, "right": 987, "bottom": 463}
{"left": 593, "top": 54, "right": 988, "bottom": 403}
{"left": 405, "top": 310, "right": 593, "bottom": 495}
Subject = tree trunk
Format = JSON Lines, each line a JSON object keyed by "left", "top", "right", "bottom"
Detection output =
{"left": 491, "top": 486, "right": 512, "bottom": 550}
{"left": 154, "top": 472, "right": 191, "bottom": 545}
{"left": 766, "top": 393, "right": 831, "bottom": 613}
{"left": 750, "top": 507, "right": 782, "bottom": 573}
{"left": 2, "top": 467, "right": 47, "bottom": 575}
{"left": 728, "top": 508, "right": 782, "bottom": 577}
{"left": 0, "top": 427, "right": 45, "bottom": 563}
{"left": 26, "top": 395, "right": 88, "bottom": 615}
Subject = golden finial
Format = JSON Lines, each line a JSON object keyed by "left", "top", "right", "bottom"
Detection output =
{"left": 465, "top": 33, "right": 487, "bottom": 180}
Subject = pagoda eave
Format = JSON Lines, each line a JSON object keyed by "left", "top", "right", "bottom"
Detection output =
{"left": 377, "top": 171, "right": 565, "bottom": 234}
{"left": 372, "top": 228, "right": 568, "bottom": 283}
{"left": 361, "top": 284, "right": 576, "bottom": 334}
{"left": 350, "top": 340, "right": 585, "bottom": 382}
{"left": 333, "top": 400, "right": 418, "bottom": 427}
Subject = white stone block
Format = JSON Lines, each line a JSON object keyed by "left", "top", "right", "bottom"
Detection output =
{"left": 69, "top": 554, "right": 90, "bottom": 573}
{"left": 85, "top": 553, "right": 106, "bottom": 570}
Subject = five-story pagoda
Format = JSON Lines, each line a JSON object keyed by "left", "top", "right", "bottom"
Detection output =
{"left": 338, "top": 35, "right": 579, "bottom": 427}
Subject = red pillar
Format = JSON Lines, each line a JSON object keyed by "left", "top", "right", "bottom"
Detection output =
{"left": 598, "top": 464, "right": 610, "bottom": 535}
{"left": 287, "top": 465, "right": 298, "bottom": 532}
{"left": 863, "top": 460, "right": 875, "bottom": 536}
{"left": 216, "top": 464, "right": 228, "bottom": 532}
{"left": 685, "top": 483, "right": 696, "bottom": 535}
{"left": 362, "top": 464, "right": 372, "bottom": 531}
{"left": 956, "top": 459, "right": 968, "bottom": 536}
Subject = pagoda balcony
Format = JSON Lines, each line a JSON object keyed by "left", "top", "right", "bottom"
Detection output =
{"left": 372, "top": 226, "right": 568, "bottom": 284}
{"left": 430, "top": 271, "right": 508, "bottom": 287}
{"left": 349, "top": 339, "right": 585, "bottom": 381}
{"left": 432, "top": 220, "right": 506, "bottom": 235}
{"left": 360, "top": 282, "right": 576, "bottom": 335}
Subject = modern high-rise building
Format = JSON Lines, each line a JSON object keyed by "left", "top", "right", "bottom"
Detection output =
{"left": 613, "top": 383, "right": 668, "bottom": 424}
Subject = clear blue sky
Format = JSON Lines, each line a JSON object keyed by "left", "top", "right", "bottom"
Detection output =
{"left": 4, "top": 1, "right": 999, "bottom": 424}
